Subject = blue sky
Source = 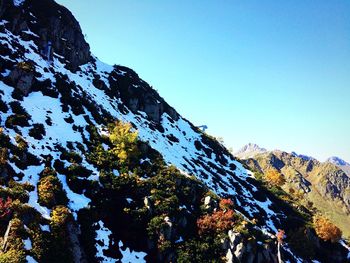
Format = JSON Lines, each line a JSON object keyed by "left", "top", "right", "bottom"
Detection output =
{"left": 56, "top": 0, "right": 350, "bottom": 161}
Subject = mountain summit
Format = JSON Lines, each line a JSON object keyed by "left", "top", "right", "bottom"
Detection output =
{"left": 327, "top": 156, "right": 350, "bottom": 166}
{"left": 0, "top": 0, "right": 349, "bottom": 262}
{"left": 234, "top": 143, "right": 267, "bottom": 159}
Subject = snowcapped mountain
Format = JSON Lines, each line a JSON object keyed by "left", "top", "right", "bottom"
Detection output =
{"left": 234, "top": 143, "right": 267, "bottom": 159}
{"left": 0, "top": 0, "right": 349, "bottom": 262}
{"left": 327, "top": 156, "right": 350, "bottom": 166}
{"left": 327, "top": 156, "right": 350, "bottom": 176}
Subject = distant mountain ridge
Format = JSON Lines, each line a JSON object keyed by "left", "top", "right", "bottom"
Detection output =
{"left": 235, "top": 143, "right": 350, "bottom": 239}
{"left": 327, "top": 156, "right": 350, "bottom": 166}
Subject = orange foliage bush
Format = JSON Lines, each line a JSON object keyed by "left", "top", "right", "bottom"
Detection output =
{"left": 219, "top": 198, "right": 234, "bottom": 210}
{"left": 313, "top": 215, "right": 342, "bottom": 243}
{"left": 197, "top": 209, "right": 235, "bottom": 235}
{"left": 276, "top": 229, "right": 285, "bottom": 243}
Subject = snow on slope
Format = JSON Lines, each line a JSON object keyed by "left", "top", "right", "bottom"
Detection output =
{"left": 0, "top": 14, "right": 283, "bottom": 235}
{"left": 95, "top": 221, "right": 147, "bottom": 263}
{"left": 0, "top": 11, "right": 309, "bottom": 260}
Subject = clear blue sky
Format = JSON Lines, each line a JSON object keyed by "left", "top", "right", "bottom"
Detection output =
{"left": 56, "top": 0, "right": 350, "bottom": 162}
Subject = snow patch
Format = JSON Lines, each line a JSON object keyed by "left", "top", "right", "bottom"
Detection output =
{"left": 39, "top": 224, "right": 50, "bottom": 232}
{"left": 95, "top": 221, "right": 116, "bottom": 263}
{"left": 119, "top": 240, "right": 147, "bottom": 263}
{"left": 13, "top": 0, "right": 25, "bottom": 7}
{"left": 23, "top": 238, "right": 32, "bottom": 250}
{"left": 26, "top": 255, "right": 38, "bottom": 263}
{"left": 57, "top": 174, "right": 91, "bottom": 219}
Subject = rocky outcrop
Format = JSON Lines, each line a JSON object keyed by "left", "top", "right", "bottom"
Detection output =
{"left": 108, "top": 66, "right": 179, "bottom": 123}
{"left": 317, "top": 164, "right": 350, "bottom": 207}
{"left": 8, "top": 61, "right": 34, "bottom": 95}
{"left": 67, "top": 222, "right": 88, "bottom": 263}
{"left": 224, "top": 230, "right": 278, "bottom": 263}
{"left": 0, "top": 0, "right": 91, "bottom": 71}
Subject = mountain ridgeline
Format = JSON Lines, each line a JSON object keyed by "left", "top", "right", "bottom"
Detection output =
{"left": 0, "top": 0, "right": 349, "bottom": 262}
{"left": 236, "top": 144, "right": 350, "bottom": 240}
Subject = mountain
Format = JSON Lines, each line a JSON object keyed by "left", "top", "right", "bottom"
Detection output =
{"left": 327, "top": 156, "right": 350, "bottom": 176}
{"left": 234, "top": 143, "right": 267, "bottom": 159}
{"left": 0, "top": 0, "right": 349, "bottom": 262}
{"left": 291, "top": 151, "right": 315, "bottom": 161}
{"left": 327, "top": 156, "right": 350, "bottom": 166}
{"left": 238, "top": 146, "right": 350, "bottom": 240}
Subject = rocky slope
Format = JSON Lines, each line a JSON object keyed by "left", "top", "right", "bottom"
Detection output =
{"left": 0, "top": 0, "right": 349, "bottom": 262}
{"left": 237, "top": 144, "right": 350, "bottom": 239}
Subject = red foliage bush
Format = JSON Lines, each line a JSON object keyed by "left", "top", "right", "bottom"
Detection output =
{"left": 197, "top": 209, "right": 235, "bottom": 235}
{"left": 219, "top": 198, "right": 234, "bottom": 210}
{"left": 0, "top": 197, "right": 12, "bottom": 218}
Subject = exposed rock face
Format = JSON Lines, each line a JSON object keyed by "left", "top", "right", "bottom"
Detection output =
{"left": 0, "top": 0, "right": 91, "bottom": 71}
{"left": 204, "top": 195, "right": 217, "bottom": 211}
{"left": 1, "top": 0, "right": 179, "bottom": 122}
{"left": 8, "top": 63, "right": 34, "bottom": 95}
{"left": 224, "top": 230, "right": 279, "bottom": 263}
{"left": 108, "top": 66, "right": 179, "bottom": 123}
{"left": 67, "top": 222, "right": 88, "bottom": 263}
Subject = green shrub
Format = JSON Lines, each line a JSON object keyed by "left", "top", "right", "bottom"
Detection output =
{"left": 0, "top": 218, "right": 26, "bottom": 263}
{"left": 0, "top": 147, "right": 8, "bottom": 166}
{"left": 38, "top": 176, "right": 68, "bottom": 208}
{"left": 60, "top": 151, "right": 82, "bottom": 164}
{"left": 29, "top": 123, "right": 46, "bottom": 140}
{"left": 40, "top": 167, "right": 57, "bottom": 178}
{"left": 15, "top": 134, "right": 28, "bottom": 151}
{"left": 67, "top": 163, "right": 92, "bottom": 178}
{"left": 0, "top": 128, "right": 11, "bottom": 148}
{"left": 16, "top": 61, "right": 35, "bottom": 72}
{"left": 5, "top": 114, "right": 30, "bottom": 128}
{"left": 48, "top": 206, "right": 73, "bottom": 262}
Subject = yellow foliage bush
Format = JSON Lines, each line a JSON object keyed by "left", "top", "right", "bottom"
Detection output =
{"left": 265, "top": 169, "right": 285, "bottom": 186}
{"left": 51, "top": 205, "right": 72, "bottom": 227}
{"left": 108, "top": 120, "right": 138, "bottom": 164}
